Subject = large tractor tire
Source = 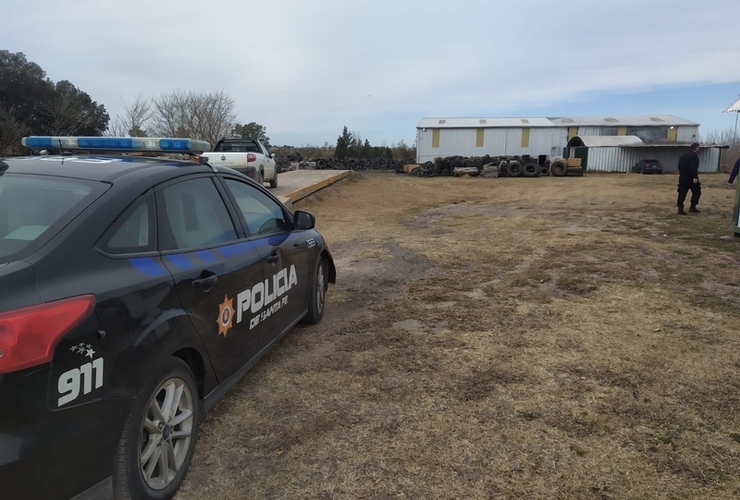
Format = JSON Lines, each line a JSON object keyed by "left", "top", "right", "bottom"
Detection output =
{"left": 508, "top": 161, "right": 523, "bottom": 177}
{"left": 550, "top": 160, "right": 567, "bottom": 177}
{"left": 522, "top": 163, "right": 539, "bottom": 177}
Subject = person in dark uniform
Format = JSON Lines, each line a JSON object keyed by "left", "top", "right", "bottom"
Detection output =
{"left": 728, "top": 156, "right": 740, "bottom": 186}
{"left": 676, "top": 143, "right": 701, "bottom": 215}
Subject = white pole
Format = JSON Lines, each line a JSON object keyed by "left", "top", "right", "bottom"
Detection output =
{"left": 734, "top": 110, "right": 739, "bottom": 147}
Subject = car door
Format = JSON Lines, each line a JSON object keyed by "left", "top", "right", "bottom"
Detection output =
{"left": 258, "top": 141, "right": 275, "bottom": 179}
{"left": 219, "top": 176, "right": 310, "bottom": 346}
{"left": 156, "top": 175, "right": 265, "bottom": 381}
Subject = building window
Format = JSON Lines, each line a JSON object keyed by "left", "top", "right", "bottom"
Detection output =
{"left": 476, "top": 128, "right": 484, "bottom": 148}
{"left": 568, "top": 127, "right": 578, "bottom": 141}
{"left": 432, "top": 129, "right": 440, "bottom": 148}
{"left": 521, "top": 128, "right": 530, "bottom": 148}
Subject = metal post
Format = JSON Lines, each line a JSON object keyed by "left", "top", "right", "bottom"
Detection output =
{"left": 734, "top": 110, "right": 739, "bottom": 147}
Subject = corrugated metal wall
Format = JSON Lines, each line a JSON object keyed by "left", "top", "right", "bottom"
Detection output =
{"left": 677, "top": 126, "right": 699, "bottom": 143}
{"left": 417, "top": 127, "right": 568, "bottom": 162}
{"left": 416, "top": 126, "right": 706, "bottom": 163}
{"left": 582, "top": 147, "right": 720, "bottom": 173}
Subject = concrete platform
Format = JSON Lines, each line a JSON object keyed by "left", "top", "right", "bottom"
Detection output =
{"left": 271, "top": 169, "right": 349, "bottom": 207}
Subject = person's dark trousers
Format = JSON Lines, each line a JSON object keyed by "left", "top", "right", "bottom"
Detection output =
{"left": 677, "top": 179, "right": 701, "bottom": 210}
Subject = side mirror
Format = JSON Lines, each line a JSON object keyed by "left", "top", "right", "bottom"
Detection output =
{"left": 294, "top": 210, "right": 315, "bottom": 230}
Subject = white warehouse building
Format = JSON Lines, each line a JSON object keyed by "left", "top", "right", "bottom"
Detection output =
{"left": 415, "top": 115, "right": 723, "bottom": 172}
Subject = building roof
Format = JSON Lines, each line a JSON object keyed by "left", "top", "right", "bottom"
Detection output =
{"left": 569, "top": 136, "right": 645, "bottom": 148}
{"left": 723, "top": 96, "right": 740, "bottom": 113}
{"left": 417, "top": 115, "right": 699, "bottom": 129}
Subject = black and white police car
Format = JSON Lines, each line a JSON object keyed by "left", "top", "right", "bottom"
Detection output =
{"left": 0, "top": 137, "right": 335, "bottom": 500}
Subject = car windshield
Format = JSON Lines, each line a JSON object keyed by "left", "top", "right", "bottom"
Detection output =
{"left": 0, "top": 174, "right": 98, "bottom": 262}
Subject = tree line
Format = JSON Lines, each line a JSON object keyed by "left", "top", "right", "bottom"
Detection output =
{"left": 334, "top": 126, "right": 416, "bottom": 160}
{"left": 1, "top": 51, "right": 416, "bottom": 160}
{"left": 0, "top": 50, "right": 109, "bottom": 155}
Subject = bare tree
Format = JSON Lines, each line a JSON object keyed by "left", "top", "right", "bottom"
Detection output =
{"left": 149, "top": 90, "right": 235, "bottom": 147}
{"left": 107, "top": 93, "right": 153, "bottom": 137}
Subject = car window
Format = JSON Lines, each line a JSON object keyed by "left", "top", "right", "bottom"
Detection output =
{"left": 215, "top": 141, "right": 260, "bottom": 153}
{"left": 0, "top": 174, "right": 97, "bottom": 262}
{"left": 98, "top": 196, "right": 155, "bottom": 254}
{"left": 159, "top": 177, "right": 237, "bottom": 251}
{"left": 224, "top": 179, "right": 288, "bottom": 237}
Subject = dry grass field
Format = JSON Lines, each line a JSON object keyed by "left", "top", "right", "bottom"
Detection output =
{"left": 177, "top": 172, "right": 740, "bottom": 500}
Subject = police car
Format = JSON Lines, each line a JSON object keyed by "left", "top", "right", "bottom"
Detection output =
{"left": 0, "top": 137, "right": 336, "bottom": 500}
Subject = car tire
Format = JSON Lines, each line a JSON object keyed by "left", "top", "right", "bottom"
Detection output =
{"left": 269, "top": 172, "right": 278, "bottom": 188}
{"left": 112, "top": 357, "right": 200, "bottom": 500}
{"left": 257, "top": 171, "right": 264, "bottom": 185}
{"left": 302, "top": 256, "right": 327, "bottom": 324}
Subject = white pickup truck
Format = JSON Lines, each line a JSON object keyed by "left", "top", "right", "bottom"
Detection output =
{"left": 202, "top": 138, "right": 279, "bottom": 188}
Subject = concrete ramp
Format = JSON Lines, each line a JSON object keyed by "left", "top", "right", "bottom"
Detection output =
{"left": 271, "top": 170, "right": 349, "bottom": 207}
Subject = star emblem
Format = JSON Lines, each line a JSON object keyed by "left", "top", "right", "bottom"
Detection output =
{"left": 217, "top": 295, "right": 234, "bottom": 337}
{"left": 86, "top": 347, "right": 95, "bottom": 359}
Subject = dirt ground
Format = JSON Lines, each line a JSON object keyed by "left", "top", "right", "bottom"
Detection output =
{"left": 177, "top": 172, "right": 740, "bottom": 500}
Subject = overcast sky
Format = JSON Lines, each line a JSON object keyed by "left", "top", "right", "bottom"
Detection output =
{"left": 3, "top": 0, "right": 740, "bottom": 146}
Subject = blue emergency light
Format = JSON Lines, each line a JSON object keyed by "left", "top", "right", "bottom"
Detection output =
{"left": 21, "top": 136, "right": 211, "bottom": 154}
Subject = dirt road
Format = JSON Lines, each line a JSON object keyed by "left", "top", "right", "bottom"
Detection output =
{"left": 177, "top": 172, "right": 740, "bottom": 500}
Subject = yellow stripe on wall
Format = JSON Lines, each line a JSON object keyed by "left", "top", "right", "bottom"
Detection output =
{"left": 476, "top": 128, "right": 484, "bottom": 148}
{"left": 618, "top": 127, "right": 627, "bottom": 136}
{"left": 432, "top": 129, "right": 440, "bottom": 148}
{"left": 667, "top": 127, "right": 677, "bottom": 142}
{"left": 568, "top": 127, "right": 578, "bottom": 141}
{"left": 521, "top": 128, "right": 530, "bottom": 148}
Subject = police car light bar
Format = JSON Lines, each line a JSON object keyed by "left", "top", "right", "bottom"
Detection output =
{"left": 21, "top": 136, "right": 211, "bottom": 154}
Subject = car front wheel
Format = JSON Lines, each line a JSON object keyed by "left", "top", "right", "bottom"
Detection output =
{"left": 113, "top": 357, "right": 200, "bottom": 500}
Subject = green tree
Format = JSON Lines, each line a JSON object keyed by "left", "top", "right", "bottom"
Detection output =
{"left": 335, "top": 126, "right": 353, "bottom": 159}
{"left": 233, "top": 121, "right": 270, "bottom": 145}
{"left": 0, "top": 50, "right": 109, "bottom": 154}
{"left": 43, "top": 80, "right": 109, "bottom": 136}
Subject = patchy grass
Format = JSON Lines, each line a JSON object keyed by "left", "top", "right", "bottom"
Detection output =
{"left": 177, "top": 172, "right": 740, "bottom": 500}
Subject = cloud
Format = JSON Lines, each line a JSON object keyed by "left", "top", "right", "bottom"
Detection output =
{"left": 2, "top": 0, "right": 739, "bottom": 145}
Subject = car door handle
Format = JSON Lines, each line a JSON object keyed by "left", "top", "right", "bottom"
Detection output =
{"left": 293, "top": 241, "right": 308, "bottom": 249}
{"left": 192, "top": 274, "right": 218, "bottom": 290}
{"left": 267, "top": 250, "right": 279, "bottom": 264}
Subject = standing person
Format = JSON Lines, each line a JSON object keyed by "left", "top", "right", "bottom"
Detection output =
{"left": 676, "top": 143, "right": 702, "bottom": 215}
{"left": 728, "top": 156, "right": 740, "bottom": 186}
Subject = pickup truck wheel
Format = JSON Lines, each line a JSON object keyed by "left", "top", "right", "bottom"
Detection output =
{"left": 257, "top": 172, "right": 264, "bottom": 185}
{"left": 269, "top": 173, "right": 278, "bottom": 188}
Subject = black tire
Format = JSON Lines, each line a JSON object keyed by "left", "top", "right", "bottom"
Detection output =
{"left": 269, "top": 172, "right": 278, "bottom": 188}
{"left": 257, "top": 172, "right": 264, "bottom": 185}
{"left": 508, "top": 161, "right": 523, "bottom": 177}
{"left": 498, "top": 161, "right": 509, "bottom": 177}
{"left": 551, "top": 161, "right": 567, "bottom": 177}
{"left": 566, "top": 166, "right": 584, "bottom": 177}
{"left": 522, "top": 163, "right": 539, "bottom": 177}
{"left": 113, "top": 358, "right": 200, "bottom": 500}
{"left": 302, "top": 256, "right": 327, "bottom": 324}
{"left": 539, "top": 165, "right": 550, "bottom": 177}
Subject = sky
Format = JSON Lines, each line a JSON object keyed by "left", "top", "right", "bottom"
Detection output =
{"left": 2, "top": 0, "right": 740, "bottom": 147}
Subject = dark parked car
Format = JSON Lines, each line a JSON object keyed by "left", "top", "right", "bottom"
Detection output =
{"left": 631, "top": 159, "right": 663, "bottom": 174}
{"left": 0, "top": 136, "right": 335, "bottom": 500}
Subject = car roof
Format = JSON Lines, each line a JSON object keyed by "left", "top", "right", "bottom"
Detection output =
{"left": 1, "top": 155, "right": 216, "bottom": 182}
